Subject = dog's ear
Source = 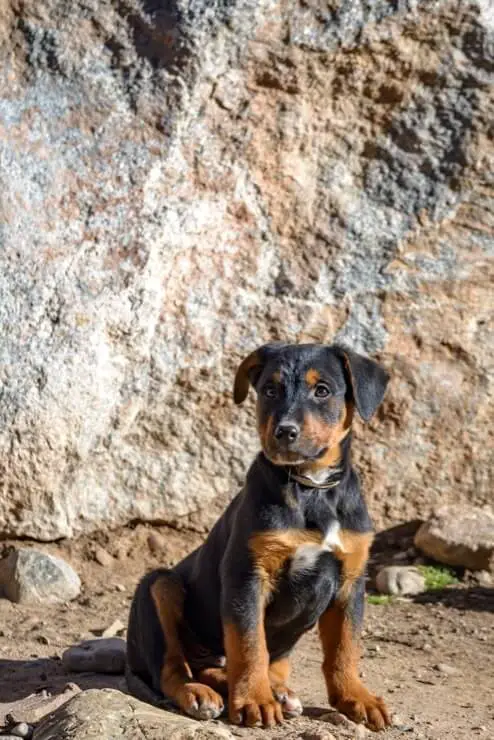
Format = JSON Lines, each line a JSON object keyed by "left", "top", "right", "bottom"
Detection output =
{"left": 233, "top": 343, "right": 283, "bottom": 405}
{"left": 336, "top": 346, "right": 389, "bottom": 422}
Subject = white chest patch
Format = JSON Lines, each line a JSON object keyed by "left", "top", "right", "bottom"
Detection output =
{"left": 290, "top": 521, "right": 343, "bottom": 575}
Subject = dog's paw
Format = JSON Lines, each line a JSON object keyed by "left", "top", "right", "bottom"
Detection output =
{"left": 330, "top": 684, "right": 390, "bottom": 732}
{"left": 230, "top": 685, "right": 284, "bottom": 727}
{"left": 178, "top": 682, "right": 224, "bottom": 720}
{"left": 272, "top": 685, "right": 303, "bottom": 718}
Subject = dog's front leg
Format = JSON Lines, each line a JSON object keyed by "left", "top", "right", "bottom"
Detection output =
{"left": 222, "top": 569, "right": 283, "bottom": 728}
{"left": 319, "top": 531, "right": 391, "bottom": 731}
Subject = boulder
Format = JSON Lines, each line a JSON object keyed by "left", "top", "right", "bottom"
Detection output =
{"left": 33, "top": 689, "right": 233, "bottom": 740}
{"left": 0, "top": 549, "right": 81, "bottom": 604}
{"left": 0, "top": 1, "right": 492, "bottom": 539}
{"left": 415, "top": 505, "right": 494, "bottom": 572}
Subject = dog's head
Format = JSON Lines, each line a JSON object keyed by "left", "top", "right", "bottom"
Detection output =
{"left": 234, "top": 343, "right": 389, "bottom": 468}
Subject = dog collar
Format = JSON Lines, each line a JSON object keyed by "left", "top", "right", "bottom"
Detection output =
{"left": 289, "top": 467, "right": 344, "bottom": 490}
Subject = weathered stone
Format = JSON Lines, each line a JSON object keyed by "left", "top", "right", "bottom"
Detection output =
{"left": 0, "top": 1, "right": 492, "bottom": 540}
{"left": 375, "top": 566, "right": 426, "bottom": 596}
{"left": 33, "top": 689, "right": 233, "bottom": 740}
{"left": 0, "top": 684, "right": 81, "bottom": 726}
{"left": 101, "top": 618, "right": 125, "bottom": 639}
{"left": 0, "top": 550, "right": 80, "bottom": 604}
{"left": 61, "top": 638, "right": 126, "bottom": 674}
{"left": 415, "top": 505, "right": 494, "bottom": 572}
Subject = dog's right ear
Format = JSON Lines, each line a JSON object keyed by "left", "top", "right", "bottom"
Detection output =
{"left": 233, "top": 343, "right": 283, "bottom": 405}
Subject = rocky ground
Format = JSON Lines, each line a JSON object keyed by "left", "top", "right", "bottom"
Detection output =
{"left": 0, "top": 524, "right": 493, "bottom": 740}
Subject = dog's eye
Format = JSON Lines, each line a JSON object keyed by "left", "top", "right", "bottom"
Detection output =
{"left": 314, "top": 383, "right": 331, "bottom": 398}
{"left": 263, "top": 384, "right": 278, "bottom": 399}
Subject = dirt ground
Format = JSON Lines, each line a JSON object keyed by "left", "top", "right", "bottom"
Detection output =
{"left": 0, "top": 523, "right": 493, "bottom": 740}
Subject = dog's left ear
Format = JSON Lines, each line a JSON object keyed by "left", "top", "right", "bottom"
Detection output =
{"left": 336, "top": 346, "right": 389, "bottom": 422}
{"left": 233, "top": 343, "right": 283, "bottom": 405}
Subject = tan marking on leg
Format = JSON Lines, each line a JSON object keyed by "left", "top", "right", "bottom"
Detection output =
{"left": 224, "top": 619, "right": 283, "bottom": 727}
{"left": 196, "top": 666, "right": 228, "bottom": 696}
{"left": 150, "top": 577, "right": 224, "bottom": 720}
{"left": 332, "top": 530, "right": 374, "bottom": 603}
{"left": 319, "top": 604, "right": 390, "bottom": 731}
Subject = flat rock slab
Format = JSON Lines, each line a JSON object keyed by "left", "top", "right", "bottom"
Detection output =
{"left": 33, "top": 689, "right": 234, "bottom": 740}
{"left": 0, "top": 550, "right": 81, "bottom": 605}
{"left": 62, "top": 639, "right": 126, "bottom": 674}
{"left": 0, "top": 684, "right": 81, "bottom": 726}
{"left": 415, "top": 505, "right": 494, "bottom": 572}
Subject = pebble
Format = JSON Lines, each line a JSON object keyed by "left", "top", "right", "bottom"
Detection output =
{"left": 101, "top": 619, "right": 125, "bottom": 638}
{"left": 434, "top": 662, "right": 461, "bottom": 676}
{"left": 354, "top": 726, "right": 368, "bottom": 739}
{"left": 320, "top": 711, "right": 354, "bottom": 729}
{"left": 115, "top": 583, "right": 126, "bottom": 592}
{"left": 93, "top": 547, "right": 114, "bottom": 567}
{"left": 10, "top": 723, "right": 33, "bottom": 739}
{"left": 147, "top": 531, "right": 165, "bottom": 554}
{"left": 300, "top": 731, "right": 337, "bottom": 740}
{"left": 0, "top": 549, "right": 81, "bottom": 605}
{"left": 62, "top": 638, "right": 126, "bottom": 674}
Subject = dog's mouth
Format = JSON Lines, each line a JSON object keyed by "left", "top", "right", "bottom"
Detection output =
{"left": 263, "top": 443, "right": 328, "bottom": 467}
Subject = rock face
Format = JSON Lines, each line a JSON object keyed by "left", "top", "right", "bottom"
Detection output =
{"left": 0, "top": 1, "right": 492, "bottom": 539}
{"left": 415, "top": 505, "right": 494, "bottom": 572}
{"left": 33, "top": 689, "right": 233, "bottom": 740}
{"left": 0, "top": 549, "right": 81, "bottom": 604}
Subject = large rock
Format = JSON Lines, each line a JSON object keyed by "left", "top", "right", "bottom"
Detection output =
{"left": 0, "top": 549, "right": 81, "bottom": 604}
{"left": 33, "top": 689, "right": 233, "bottom": 740}
{"left": 415, "top": 505, "right": 494, "bottom": 572}
{"left": 0, "top": 1, "right": 492, "bottom": 539}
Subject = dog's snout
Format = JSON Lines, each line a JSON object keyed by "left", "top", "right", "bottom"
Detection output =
{"left": 274, "top": 422, "right": 300, "bottom": 443}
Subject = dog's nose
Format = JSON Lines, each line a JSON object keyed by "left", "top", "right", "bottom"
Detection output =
{"left": 274, "top": 422, "right": 300, "bottom": 443}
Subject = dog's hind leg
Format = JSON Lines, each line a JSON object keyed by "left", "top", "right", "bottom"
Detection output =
{"left": 150, "top": 574, "right": 225, "bottom": 721}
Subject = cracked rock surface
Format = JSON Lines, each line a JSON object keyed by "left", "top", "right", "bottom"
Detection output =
{"left": 0, "top": 0, "right": 492, "bottom": 539}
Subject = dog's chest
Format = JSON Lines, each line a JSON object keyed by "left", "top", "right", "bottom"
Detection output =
{"left": 288, "top": 520, "right": 342, "bottom": 576}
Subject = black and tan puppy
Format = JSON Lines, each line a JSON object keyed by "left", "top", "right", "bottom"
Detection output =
{"left": 126, "top": 343, "right": 391, "bottom": 731}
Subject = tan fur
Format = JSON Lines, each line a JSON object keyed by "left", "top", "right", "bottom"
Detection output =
{"left": 224, "top": 621, "right": 282, "bottom": 726}
{"left": 305, "top": 368, "right": 320, "bottom": 386}
{"left": 319, "top": 603, "right": 390, "bottom": 731}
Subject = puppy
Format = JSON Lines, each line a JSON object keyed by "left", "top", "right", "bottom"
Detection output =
{"left": 126, "top": 343, "right": 391, "bottom": 731}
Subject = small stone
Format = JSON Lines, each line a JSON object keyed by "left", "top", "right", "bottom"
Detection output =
{"left": 101, "top": 619, "right": 125, "bottom": 638}
{"left": 375, "top": 566, "right": 425, "bottom": 596}
{"left": 10, "top": 722, "right": 33, "bottom": 739}
{"left": 300, "top": 731, "right": 337, "bottom": 740}
{"left": 422, "top": 643, "right": 433, "bottom": 652}
{"left": 354, "top": 726, "right": 368, "bottom": 739}
{"left": 62, "top": 638, "right": 126, "bottom": 674}
{"left": 321, "top": 711, "right": 354, "bottom": 728}
{"left": 147, "top": 532, "right": 165, "bottom": 554}
{"left": 115, "top": 583, "right": 126, "bottom": 592}
{"left": 476, "top": 570, "right": 493, "bottom": 587}
{"left": 434, "top": 662, "right": 461, "bottom": 676}
{"left": 0, "top": 549, "right": 81, "bottom": 605}
{"left": 93, "top": 547, "right": 114, "bottom": 567}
